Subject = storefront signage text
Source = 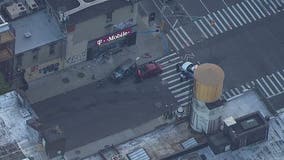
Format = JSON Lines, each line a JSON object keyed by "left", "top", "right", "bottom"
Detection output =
{"left": 96, "top": 28, "right": 132, "bottom": 46}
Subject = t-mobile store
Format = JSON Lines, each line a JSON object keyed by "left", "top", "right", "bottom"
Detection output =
{"left": 87, "top": 25, "right": 137, "bottom": 60}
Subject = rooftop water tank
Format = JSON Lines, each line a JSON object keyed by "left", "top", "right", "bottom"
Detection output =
{"left": 194, "top": 63, "right": 225, "bottom": 103}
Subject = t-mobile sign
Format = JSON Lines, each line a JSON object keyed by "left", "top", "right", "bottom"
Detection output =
{"left": 96, "top": 28, "right": 132, "bottom": 46}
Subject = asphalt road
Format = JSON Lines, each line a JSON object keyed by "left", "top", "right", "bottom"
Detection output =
{"left": 32, "top": 76, "right": 176, "bottom": 150}
{"left": 188, "top": 13, "right": 284, "bottom": 90}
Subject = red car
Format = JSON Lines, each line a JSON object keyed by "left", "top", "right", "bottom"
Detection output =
{"left": 136, "top": 61, "right": 162, "bottom": 81}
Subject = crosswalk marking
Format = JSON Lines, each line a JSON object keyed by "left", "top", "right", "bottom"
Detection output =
{"left": 217, "top": 10, "right": 232, "bottom": 29}
{"left": 234, "top": 88, "right": 241, "bottom": 94}
{"left": 245, "top": 83, "right": 251, "bottom": 88}
{"left": 264, "top": 0, "right": 277, "bottom": 13}
{"left": 199, "top": 19, "right": 214, "bottom": 37}
{"left": 277, "top": 71, "right": 284, "bottom": 81}
{"left": 174, "top": 90, "right": 190, "bottom": 98}
{"left": 272, "top": 74, "right": 284, "bottom": 89}
{"left": 261, "top": 77, "right": 275, "bottom": 95}
{"left": 166, "top": 34, "right": 179, "bottom": 51}
{"left": 161, "top": 61, "right": 182, "bottom": 70}
{"left": 237, "top": 3, "right": 252, "bottom": 23}
{"left": 208, "top": 14, "right": 223, "bottom": 33}
{"left": 213, "top": 12, "right": 227, "bottom": 31}
{"left": 161, "top": 68, "right": 176, "bottom": 76}
{"left": 267, "top": 75, "right": 281, "bottom": 93}
{"left": 222, "top": 9, "right": 238, "bottom": 28}
{"left": 232, "top": 5, "right": 247, "bottom": 24}
{"left": 194, "top": 21, "right": 209, "bottom": 39}
{"left": 160, "top": 56, "right": 180, "bottom": 65}
{"left": 168, "top": 80, "right": 192, "bottom": 90}
{"left": 204, "top": 16, "right": 219, "bottom": 35}
{"left": 179, "top": 26, "right": 194, "bottom": 45}
{"left": 242, "top": 2, "right": 257, "bottom": 21}
{"left": 257, "top": 0, "right": 272, "bottom": 15}
{"left": 180, "top": 102, "right": 189, "bottom": 107}
{"left": 156, "top": 52, "right": 177, "bottom": 63}
{"left": 269, "top": 0, "right": 279, "bottom": 12}
{"left": 246, "top": 0, "right": 262, "bottom": 19}
{"left": 162, "top": 72, "right": 180, "bottom": 81}
{"left": 177, "top": 96, "right": 189, "bottom": 103}
{"left": 241, "top": 85, "right": 247, "bottom": 90}
{"left": 228, "top": 6, "right": 243, "bottom": 26}
{"left": 251, "top": 0, "right": 266, "bottom": 17}
{"left": 170, "top": 30, "right": 185, "bottom": 49}
{"left": 175, "top": 28, "right": 190, "bottom": 47}
{"left": 256, "top": 79, "right": 270, "bottom": 96}
{"left": 168, "top": 77, "right": 180, "bottom": 84}
{"left": 274, "top": 0, "right": 283, "bottom": 7}
{"left": 172, "top": 85, "right": 191, "bottom": 94}
{"left": 230, "top": 89, "right": 237, "bottom": 96}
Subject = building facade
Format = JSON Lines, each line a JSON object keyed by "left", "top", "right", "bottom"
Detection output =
{"left": 0, "top": 15, "right": 15, "bottom": 83}
{"left": 46, "top": 0, "right": 139, "bottom": 67}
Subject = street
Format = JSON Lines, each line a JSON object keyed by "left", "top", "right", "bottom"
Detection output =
{"left": 32, "top": 76, "right": 176, "bottom": 150}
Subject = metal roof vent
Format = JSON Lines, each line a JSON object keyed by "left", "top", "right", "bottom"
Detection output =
{"left": 24, "top": 32, "right": 32, "bottom": 38}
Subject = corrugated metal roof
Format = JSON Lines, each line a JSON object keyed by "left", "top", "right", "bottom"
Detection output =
{"left": 127, "top": 148, "right": 150, "bottom": 160}
{"left": 181, "top": 138, "right": 198, "bottom": 149}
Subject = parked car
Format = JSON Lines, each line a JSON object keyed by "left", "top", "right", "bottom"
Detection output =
{"left": 111, "top": 58, "right": 136, "bottom": 82}
{"left": 136, "top": 61, "right": 162, "bottom": 81}
{"left": 176, "top": 61, "right": 198, "bottom": 81}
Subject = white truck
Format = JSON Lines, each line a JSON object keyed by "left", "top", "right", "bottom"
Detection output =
{"left": 176, "top": 61, "right": 198, "bottom": 81}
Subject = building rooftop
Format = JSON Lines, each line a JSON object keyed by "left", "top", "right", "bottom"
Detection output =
{"left": 46, "top": 0, "right": 133, "bottom": 24}
{"left": 11, "top": 9, "right": 64, "bottom": 54}
{"left": 0, "top": 91, "right": 47, "bottom": 160}
{"left": 222, "top": 89, "right": 272, "bottom": 119}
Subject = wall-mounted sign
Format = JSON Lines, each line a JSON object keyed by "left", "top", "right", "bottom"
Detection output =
{"left": 96, "top": 28, "right": 132, "bottom": 46}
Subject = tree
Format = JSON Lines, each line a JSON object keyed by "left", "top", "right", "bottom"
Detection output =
{"left": 0, "top": 72, "right": 10, "bottom": 95}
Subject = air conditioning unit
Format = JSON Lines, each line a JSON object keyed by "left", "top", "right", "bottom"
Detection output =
{"left": 25, "top": 0, "right": 38, "bottom": 11}
{"left": 6, "top": 2, "right": 27, "bottom": 20}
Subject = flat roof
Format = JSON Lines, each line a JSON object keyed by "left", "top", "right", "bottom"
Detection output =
{"left": 11, "top": 10, "right": 64, "bottom": 55}
{"left": 47, "top": 0, "right": 132, "bottom": 24}
{"left": 222, "top": 89, "right": 272, "bottom": 120}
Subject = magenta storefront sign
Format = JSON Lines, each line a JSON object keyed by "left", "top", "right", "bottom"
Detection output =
{"left": 96, "top": 28, "right": 132, "bottom": 46}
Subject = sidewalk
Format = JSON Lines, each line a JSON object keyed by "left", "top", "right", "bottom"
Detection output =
{"left": 25, "top": 13, "right": 168, "bottom": 104}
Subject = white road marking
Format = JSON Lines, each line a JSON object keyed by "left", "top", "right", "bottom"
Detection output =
{"left": 245, "top": 83, "right": 251, "bottom": 88}
{"left": 166, "top": 34, "right": 179, "bottom": 51}
{"left": 230, "top": 89, "right": 237, "bottom": 96}
{"left": 272, "top": 73, "right": 284, "bottom": 89}
{"left": 232, "top": 5, "right": 247, "bottom": 24}
{"left": 256, "top": 79, "right": 270, "bottom": 97}
{"left": 242, "top": 2, "right": 257, "bottom": 21}
{"left": 264, "top": 0, "right": 277, "bottom": 13}
{"left": 180, "top": 102, "right": 189, "bottom": 107}
{"left": 161, "top": 61, "right": 182, "bottom": 70}
{"left": 267, "top": 75, "right": 281, "bottom": 93}
{"left": 241, "top": 85, "right": 247, "bottom": 90}
{"left": 175, "top": 28, "right": 190, "bottom": 47}
{"left": 222, "top": 9, "right": 238, "bottom": 27}
{"left": 257, "top": 0, "right": 272, "bottom": 15}
{"left": 234, "top": 88, "right": 241, "bottom": 94}
{"left": 225, "top": 91, "right": 232, "bottom": 98}
{"left": 277, "top": 71, "right": 284, "bottom": 81}
{"left": 269, "top": 0, "right": 280, "bottom": 12}
{"left": 177, "top": 96, "right": 189, "bottom": 102}
{"left": 172, "top": 85, "right": 192, "bottom": 94}
{"left": 160, "top": 56, "right": 180, "bottom": 65}
{"left": 246, "top": 0, "right": 262, "bottom": 19}
{"left": 170, "top": 30, "right": 185, "bottom": 49}
{"left": 204, "top": 16, "right": 219, "bottom": 35}
{"left": 194, "top": 21, "right": 209, "bottom": 39}
{"left": 218, "top": 10, "right": 232, "bottom": 29}
{"left": 156, "top": 52, "right": 177, "bottom": 63}
{"left": 162, "top": 72, "right": 180, "bottom": 81}
{"left": 161, "top": 68, "right": 176, "bottom": 76}
{"left": 228, "top": 6, "right": 243, "bottom": 26}
{"left": 168, "top": 80, "right": 192, "bottom": 90}
{"left": 168, "top": 77, "right": 181, "bottom": 84}
{"left": 179, "top": 26, "right": 194, "bottom": 45}
{"left": 208, "top": 14, "right": 223, "bottom": 33}
{"left": 251, "top": 0, "right": 266, "bottom": 17}
{"left": 237, "top": 3, "right": 252, "bottom": 23}
{"left": 274, "top": 0, "right": 283, "bottom": 7}
{"left": 199, "top": 19, "right": 214, "bottom": 37}
{"left": 261, "top": 77, "right": 275, "bottom": 95}
{"left": 174, "top": 90, "right": 190, "bottom": 98}
{"left": 213, "top": 12, "right": 227, "bottom": 31}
